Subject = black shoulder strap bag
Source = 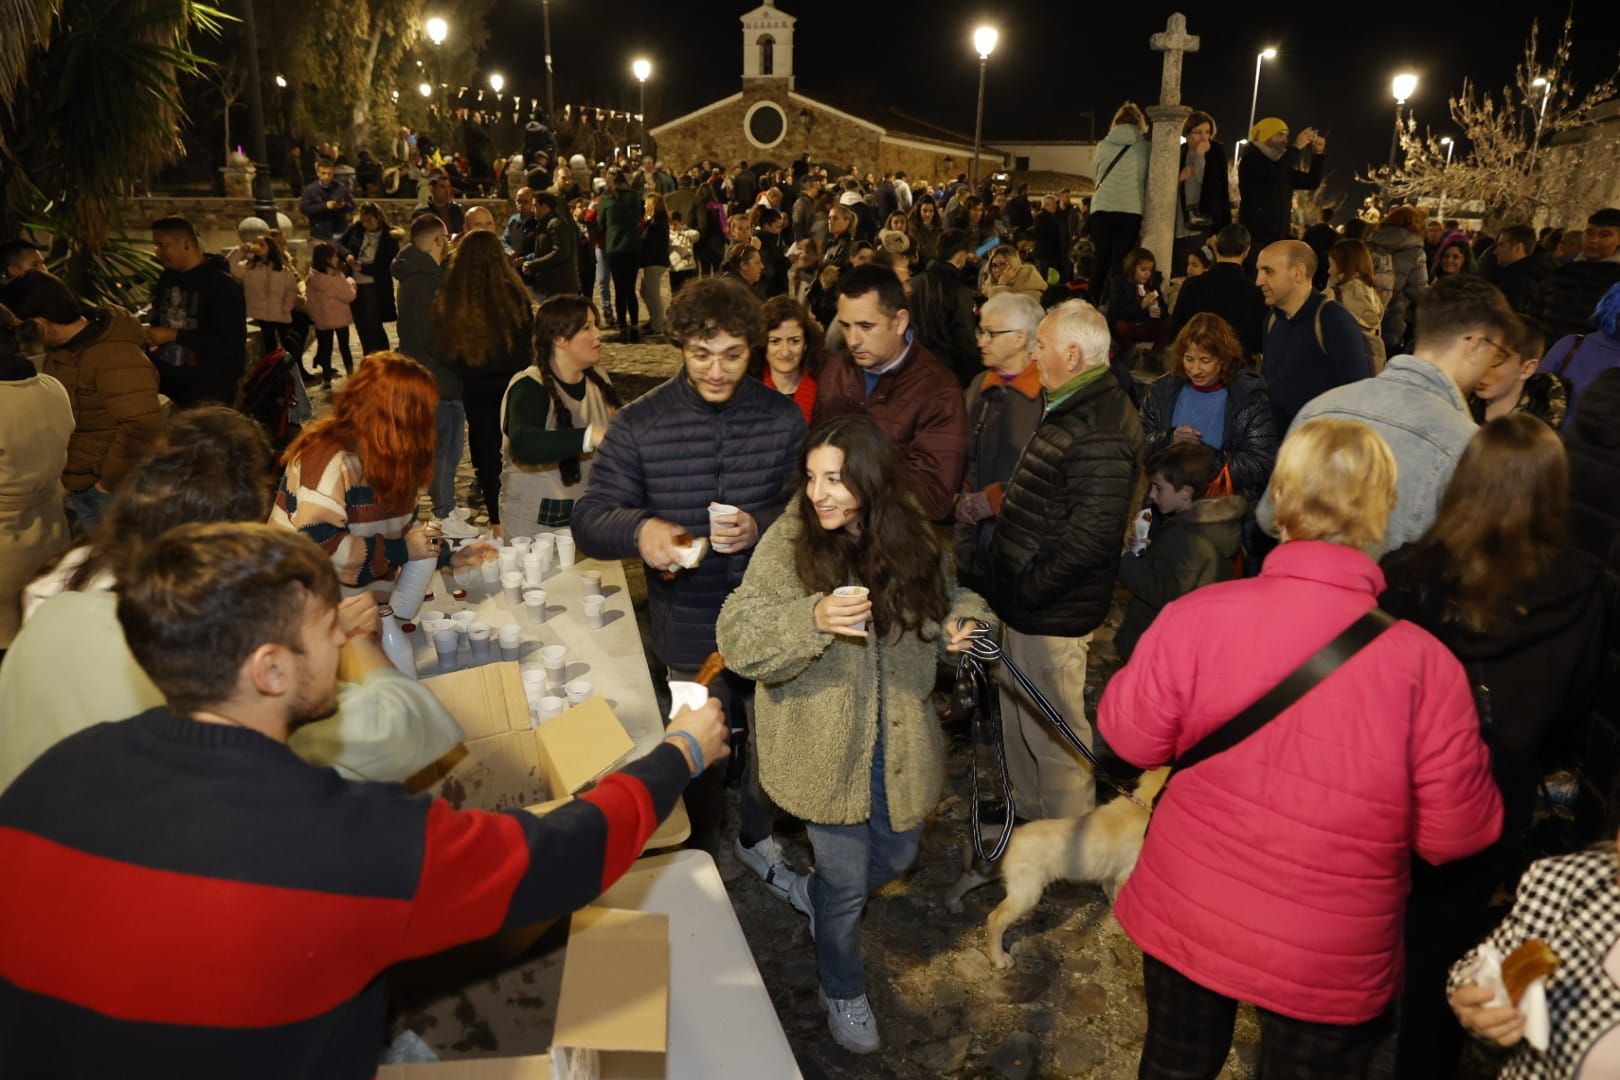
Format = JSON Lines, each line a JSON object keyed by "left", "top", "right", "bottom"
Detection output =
{"left": 1157, "top": 607, "right": 1396, "bottom": 803}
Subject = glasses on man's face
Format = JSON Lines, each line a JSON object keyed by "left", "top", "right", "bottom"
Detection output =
{"left": 1466, "top": 334, "right": 1516, "bottom": 367}
{"left": 686, "top": 347, "right": 749, "bottom": 371}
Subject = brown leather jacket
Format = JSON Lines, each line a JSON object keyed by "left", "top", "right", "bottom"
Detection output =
{"left": 812, "top": 338, "right": 968, "bottom": 522}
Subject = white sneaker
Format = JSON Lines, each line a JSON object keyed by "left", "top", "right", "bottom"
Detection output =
{"left": 786, "top": 868, "right": 816, "bottom": 941}
{"left": 733, "top": 836, "right": 795, "bottom": 902}
{"left": 819, "top": 989, "right": 881, "bottom": 1054}
{"left": 434, "top": 509, "right": 481, "bottom": 540}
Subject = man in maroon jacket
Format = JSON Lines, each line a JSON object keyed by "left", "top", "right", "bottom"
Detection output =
{"left": 814, "top": 264, "right": 969, "bottom": 522}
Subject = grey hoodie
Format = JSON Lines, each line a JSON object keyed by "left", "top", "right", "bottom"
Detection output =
{"left": 1259, "top": 355, "right": 1475, "bottom": 554}
{"left": 390, "top": 244, "right": 459, "bottom": 400}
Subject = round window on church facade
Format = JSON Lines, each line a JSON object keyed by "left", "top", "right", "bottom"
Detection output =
{"left": 744, "top": 101, "right": 787, "bottom": 150}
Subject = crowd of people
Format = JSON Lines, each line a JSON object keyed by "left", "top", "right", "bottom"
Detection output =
{"left": 1, "top": 100, "right": 1619, "bottom": 1077}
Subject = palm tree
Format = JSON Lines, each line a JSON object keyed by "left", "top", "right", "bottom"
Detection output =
{"left": 1, "top": 0, "right": 225, "bottom": 299}
{"left": 0, "top": 0, "right": 57, "bottom": 115}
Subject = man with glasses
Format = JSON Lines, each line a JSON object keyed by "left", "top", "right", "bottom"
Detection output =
{"left": 815, "top": 264, "right": 969, "bottom": 522}
{"left": 1260, "top": 274, "right": 1522, "bottom": 552}
{"left": 1257, "top": 240, "right": 1371, "bottom": 435}
{"left": 573, "top": 278, "right": 806, "bottom": 860}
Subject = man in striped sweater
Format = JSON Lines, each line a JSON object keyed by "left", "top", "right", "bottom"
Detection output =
{"left": 0, "top": 523, "right": 727, "bottom": 1078}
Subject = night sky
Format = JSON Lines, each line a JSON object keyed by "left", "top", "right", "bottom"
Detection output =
{"left": 481, "top": 0, "right": 1620, "bottom": 206}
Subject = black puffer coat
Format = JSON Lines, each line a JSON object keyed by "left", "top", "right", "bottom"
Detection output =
{"left": 1536, "top": 259, "right": 1620, "bottom": 346}
{"left": 987, "top": 372, "right": 1144, "bottom": 636}
{"left": 571, "top": 374, "right": 807, "bottom": 671}
{"left": 1139, "top": 368, "right": 1278, "bottom": 505}
{"left": 1568, "top": 367, "right": 1620, "bottom": 573}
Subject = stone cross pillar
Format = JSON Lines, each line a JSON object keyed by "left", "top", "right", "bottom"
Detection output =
{"left": 1142, "top": 14, "right": 1199, "bottom": 275}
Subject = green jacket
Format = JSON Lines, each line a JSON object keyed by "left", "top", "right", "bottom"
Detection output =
{"left": 716, "top": 511, "right": 994, "bottom": 831}
{"left": 1115, "top": 494, "right": 1245, "bottom": 660}
{"left": 599, "top": 189, "right": 644, "bottom": 256}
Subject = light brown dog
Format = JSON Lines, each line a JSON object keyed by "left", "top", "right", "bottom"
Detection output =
{"left": 946, "top": 768, "right": 1171, "bottom": 969}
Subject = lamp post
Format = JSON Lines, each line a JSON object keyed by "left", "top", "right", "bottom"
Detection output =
{"left": 971, "top": 25, "right": 998, "bottom": 190}
{"left": 1244, "top": 47, "right": 1277, "bottom": 158}
{"left": 425, "top": 16, "right": 448, "bottom": 145}
{"left": 1388, "top": 72, "right": 1418, "bottom": 168}
{"left": 1528, "top": 75, "right": 1551, "bottom": 176}
{"left": 1436, "top": 135, "right": 1455, "bottom": 223}
{"left": 632, "top": 57, "right": 651, "bottom": 158}
{"left": 238, "top": 0, "right": 278, "bottom": 230}
{"left": 541, "top": 0, "right": 555, "bottom": 122}
{"left": 489, "top": 72, "right": 504, "bottom": 95}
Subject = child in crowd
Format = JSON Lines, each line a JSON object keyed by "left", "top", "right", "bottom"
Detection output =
{"left": 667, "top": 211, "right": 699, "bottom": 295}
{"left": 304, "top": 242, "right": 357, "bottom": 387}
{"left": 1473, "top": 317, "right": 1567, "bottom": 428}
{"left": 1105, "top": 247, "right": 1168, "bottom": 351}
{"left": 228, "top": 231, "right": 299, "bottom": 360}
{"left": 1114, "top": 442, "right": 1245, "bottom": 660}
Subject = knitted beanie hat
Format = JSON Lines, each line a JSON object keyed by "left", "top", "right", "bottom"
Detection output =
{"left": 1250, "top": 117, "right": 1288, "bottom": 145}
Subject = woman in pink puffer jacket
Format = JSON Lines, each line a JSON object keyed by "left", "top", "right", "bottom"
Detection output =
{"left": 1099, "top": 417, "right": 1502, "bottom": 1078}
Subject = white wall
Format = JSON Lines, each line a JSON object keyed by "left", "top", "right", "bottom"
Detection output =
{"left": 995, "top": 142, "right": 1098, "bottom": 177}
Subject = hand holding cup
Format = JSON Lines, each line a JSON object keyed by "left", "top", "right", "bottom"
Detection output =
{"left": 815, "top": 586, "right": 871, "bottom": 638}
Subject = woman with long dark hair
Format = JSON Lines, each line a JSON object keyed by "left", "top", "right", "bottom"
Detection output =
{"left": 907, "top": 196, "right": 941, "bottom": 265}
{"left": 748, "top": 295, "right": 823, "bottom": 423}
{"left": 499, "top": 295, "right": 622, "bottom": 536}
{"left": 338, "top": 201, "right": 400, "bottom": 355}
{"left": 1173, "top": 111, "right": 1231, "bottom": 276}
{"left": 716, "top": 414, "right": 992, "bottom": 1055}
{"left": 1327, "top": 238, "right": 1388, "bottom": 372}
{"left": 432, "top": 230, "right": 534, "bottom": 534}
{"left": 1381, "top": 414, "right": 1614, "bottom": 1080}
{"left": 695, "top": 182, "right": 728, "bottom": 277}
{"left": 274, "top": 351, "right": 487, "bottom": 585}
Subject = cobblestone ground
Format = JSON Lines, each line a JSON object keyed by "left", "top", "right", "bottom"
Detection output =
{"left": 312, "top": 337, "right": 1268, "bottom": 1078}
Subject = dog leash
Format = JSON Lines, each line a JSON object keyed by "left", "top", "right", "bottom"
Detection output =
{"left": 954, "top": 636, "right": 1016, "bottom": 863}
{"left": 955, "top": 621, "right": 1151, "bottom": 819}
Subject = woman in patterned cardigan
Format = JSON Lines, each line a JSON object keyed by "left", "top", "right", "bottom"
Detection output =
{"left": 271, "top": 351, "right": 490, "bottom": 586}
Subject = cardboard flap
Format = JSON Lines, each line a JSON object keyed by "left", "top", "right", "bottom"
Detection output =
{"left": 535, "top": 697, "right": 634, "bottom": 797}
{"left": 379, "top": 1056, "right": 552, "bottom": 1079}
{"left": 422, "top": 663, "right": 531, "bottom": 740}
{"left": 552, "top": 909, "right": 668, "bottom": 1056}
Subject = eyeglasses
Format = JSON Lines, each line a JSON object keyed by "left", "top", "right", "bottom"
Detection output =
{"left": 976, "top": 328, "right": 1020, "bottom": 340}
{"left": 685, "top": 348, "right": 749, "bottom": 371}
{"left": 1465, "top": 334, "right": 1516, "bottom": 367}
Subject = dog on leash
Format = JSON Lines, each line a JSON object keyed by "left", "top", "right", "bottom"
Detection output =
{"left": 945, "top": 767, "right": 1171, "bottom": 969}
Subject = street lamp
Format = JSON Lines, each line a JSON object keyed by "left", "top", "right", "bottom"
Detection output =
{"left": 489, "top": 72, "right": 504, "bottom": 95}
{"left": 541, "top": 0, "right": 555, "bottom": 122}
{"left": 1529, "top": 76, "right": 1552, "bottom": 174}
{"left": 632, "top": 57, "right": 651, "bottom": 156}
{"left": 273, "top": 73, "right": 287, "bottom": 89}
{"left": 424, "top": 17, "right": 449, "bottom": 145}
{"left": 425, "top": 16, "right": 448, "bottom": 45}
{"left": 1389, "top": 72, "right": 1418, "bottom": 168}
{"left": 971, "top": 25, "right": 998, "bottom": 189}
{"left": 419, "top": 82, "right": 433, "bottom": 98}
{"left": 1244, "top": 47, "right": 1277, "bottom": 159}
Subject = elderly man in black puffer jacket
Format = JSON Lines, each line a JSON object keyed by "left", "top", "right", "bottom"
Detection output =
{"left": 573, "top": 278, "right": 805, "bottom": 859}
{"left": 987, "top": 298, "right": 1144, "bottom": 819}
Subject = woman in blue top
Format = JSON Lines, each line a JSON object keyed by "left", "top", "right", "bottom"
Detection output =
{"left": 1139, "top": 313, "right": 1279, "bottom": 555}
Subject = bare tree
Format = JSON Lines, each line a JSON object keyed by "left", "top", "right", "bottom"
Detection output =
{"left": 1361, "top": 14, "right": 1619, "bottom": 232}
{"left": 209, "top": 55, "right": 248, "bottom": 160}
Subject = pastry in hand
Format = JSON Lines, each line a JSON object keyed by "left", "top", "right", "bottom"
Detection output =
{"left": 1503, "top": 939, "right": 1560, "bottom": 1004}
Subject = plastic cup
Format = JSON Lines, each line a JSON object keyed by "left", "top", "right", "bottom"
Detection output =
{"left": 708, "top": 502, "right": 740, "bottom": 553}
{"left": 565, "top": 678, "right": 592, "bottom": 705}
{"left": 523, "top": 551, "right": 548, "bottom": 588}
{"left": 833, "top": 585, "right": 870, "bottom": 634}
{"left": 498, "top": 624, "right": 522, "bottom": 661}
{"left": 417, "top": 609, "right": 446, "bottom": 631}
{"left": 467, "top": 622, "right": 493, "bottom": 661}
{"left": 431, "top": 628, "right": 459, "bottom": 669}
{"left": 580, "top": 570, "right": 602, "bottom": 597}
{"left": 541, "top": 644, "right": 567, "bottom": 687}
{"left": 582, "top": 594, "right": 605, "bottom": 630}
{"left": 479, "top": 558, "right": 501, "bottom": 584}
{"left": 452, "top": 611, "right": 477, "bottom": 635}
{"left": 390, "top": 555, "right": 438, "bottom": 620}
{"left": 555, "top": 535, "right": 576, "bottom": 567}
{"left": 499, "top": 548, "right": 519, "bottom": 575}
{"left": 667, "top": 680, "right": 710, "bottom": 721}
{"left": 539, "top": 696, "right": 567, "bottom": 721}
{"left": 511, "top": 536, "right": 533, "bottom": 553}
{"left": 501, "top": 572, "right": 524, "bottom": 605}
{"left": 532, "top": 532, "right": 556, "bottom": 554}
{"left": 523, "top": 589, "right": 548, "bottom": 624}
{"left": 521, "top": 669, "right": 548, "bottom": 712}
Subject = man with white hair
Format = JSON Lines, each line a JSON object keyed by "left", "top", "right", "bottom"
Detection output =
{"left": 986, "top": 299, "right": 1145, "bottom": 819}
{"left": 955, "top": 292, "right": 1044, "bottom": 590}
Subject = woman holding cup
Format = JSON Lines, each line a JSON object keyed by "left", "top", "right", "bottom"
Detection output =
{"left": 498, "top": 296, "right": 622, "bottom": 538}
{"left": 272, "top": 352, "right": 494, "bottom": 586}
{"left": 716, "top": 415, "right": 993, "bottom": 1055}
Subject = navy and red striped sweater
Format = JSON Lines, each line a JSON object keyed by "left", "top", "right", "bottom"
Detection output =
{"left": 0, "top": 707, "right": 689, "bottom": 1078}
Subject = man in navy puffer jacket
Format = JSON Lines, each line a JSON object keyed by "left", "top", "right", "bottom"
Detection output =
{"left": 573, "top": 277, "right": 805, "bottom": 856}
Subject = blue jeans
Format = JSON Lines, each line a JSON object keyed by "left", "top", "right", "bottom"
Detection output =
{"left": 65, "top": 485, "right": 115, "bottom": 536}
{"left": 594, "top": 248, "right": 613, "bottom": 318}
{"left": 805, "top": 734, "right": 922, "bottom": 999}
{"left": 431, "top": 400, "right": 465, "bottom": 519}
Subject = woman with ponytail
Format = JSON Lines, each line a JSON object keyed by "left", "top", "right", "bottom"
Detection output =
{"left": 498, "top": 294, "right": 622, "bottom": 536}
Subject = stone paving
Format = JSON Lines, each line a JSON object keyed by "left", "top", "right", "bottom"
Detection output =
{"left": 313, "top": 337, "right": 1267, "bottom": 1078}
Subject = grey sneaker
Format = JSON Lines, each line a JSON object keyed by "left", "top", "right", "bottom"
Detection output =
{"left": 733, "top": 835, "right": 795, "bottom": 902}
{"left": 819, "top": 989, "right": 881, "bottom": 1054}
{"left": 786, "top": 867, "right": 816, "bottom": 941}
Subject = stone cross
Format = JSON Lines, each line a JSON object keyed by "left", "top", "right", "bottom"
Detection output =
{"left": 1140, "top": 14, "right": 1199, "bottom": 284}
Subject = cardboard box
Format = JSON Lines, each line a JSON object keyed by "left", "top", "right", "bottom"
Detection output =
{"left": 379, "top": 907, "right": 668, "bottom": 1080}
{"left": 411, "top": 666, "right": 634, "bottom": 811}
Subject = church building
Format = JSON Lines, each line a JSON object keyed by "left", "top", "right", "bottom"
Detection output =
{"left": 649, "top": 1, "right": 1002, "bottom": 180}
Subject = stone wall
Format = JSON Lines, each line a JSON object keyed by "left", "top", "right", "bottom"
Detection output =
{"left": 112, "top": 196, "right": 512, "bottom": 254}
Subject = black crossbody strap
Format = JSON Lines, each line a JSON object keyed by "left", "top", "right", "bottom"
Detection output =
{"left": 1096, "top": 144, "right": 1131, "bottom": 187}
{"left": 1173, "top": 608, "right": 1396, "bottom": 774}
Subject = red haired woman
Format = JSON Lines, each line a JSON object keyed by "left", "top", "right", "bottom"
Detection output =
{"left": 271, "top": 351, "right": 490, "bottom": 585}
